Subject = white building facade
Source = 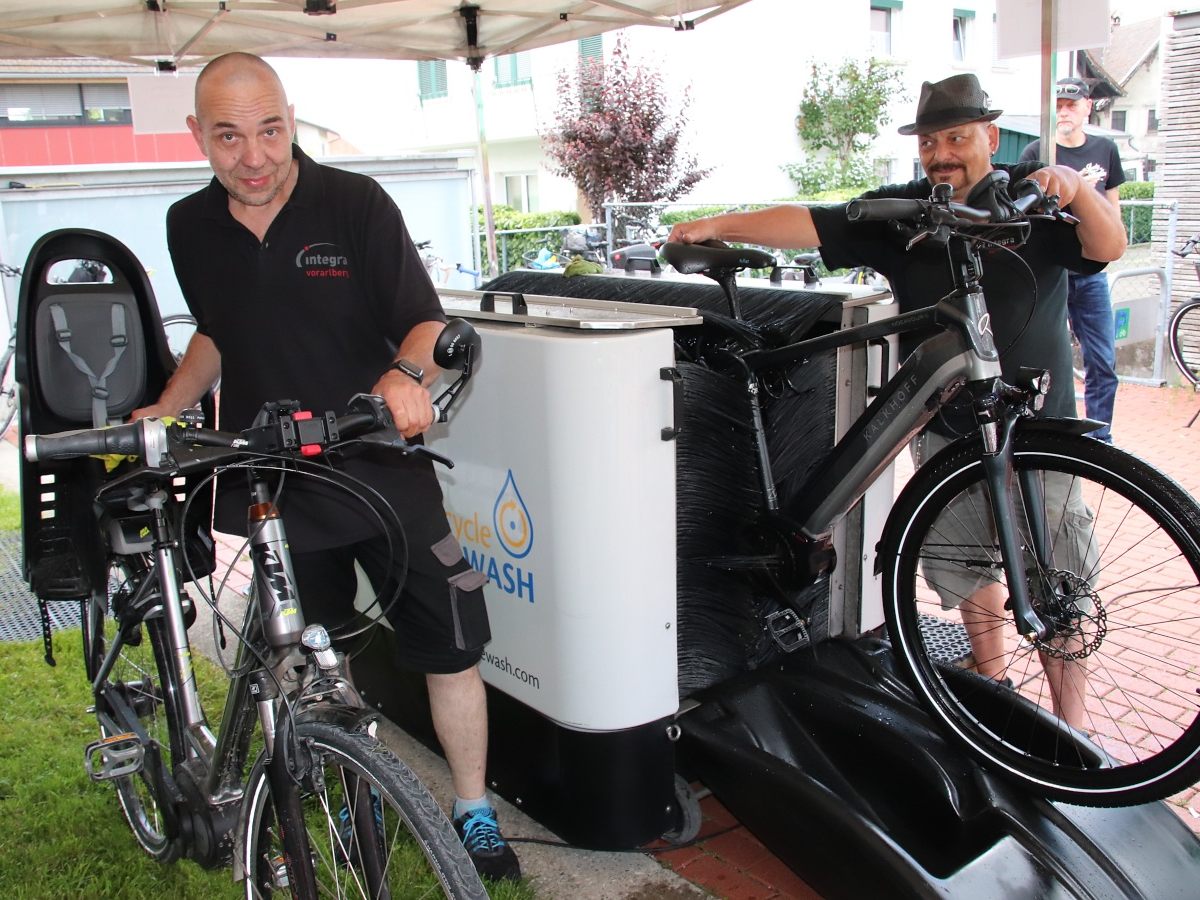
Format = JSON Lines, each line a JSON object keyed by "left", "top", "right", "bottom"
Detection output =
{"left": 366, "top": 0, "right": 1115, "bottom": 217}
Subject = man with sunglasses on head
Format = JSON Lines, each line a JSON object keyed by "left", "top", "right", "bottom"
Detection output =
{"left": 1019, "top": 77, "right": 1126, "bottom": 443}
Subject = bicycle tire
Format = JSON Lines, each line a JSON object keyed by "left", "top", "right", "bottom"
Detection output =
{"left": 92, "top": 556, "right": 186, "bottom": 861}
{"left": 240, "top": 718, "right": 487, "bottom": 899}
{"left": 1168, "top": 300, "right": 1200, "bottom": 387}
{"left": 0, "top": 332, "right": 16, "bottom": 436}
{"left": 160, "top": 313, "right": 197, "bottom": 365}
{"left": 882, "top": 429, "right": 1200, "bottom": 806}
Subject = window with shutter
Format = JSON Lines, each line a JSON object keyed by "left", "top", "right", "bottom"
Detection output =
{"left": 578, "top": 35, "right": 602, "bottom": 60}
{"left": 81, "top": 83, "right": 132, "bottom": 123}
{"left": 417, "top": 60, "right": 448, "bottom": 101}
{"left": 494, "top": 53, "right": 531, "bottom": 88}
{"left": 0, "top": 83, "right": 84, "bottom": 123}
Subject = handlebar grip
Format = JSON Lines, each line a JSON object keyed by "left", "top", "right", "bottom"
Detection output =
{"left": 1009, "top": 178, "right": 1045, "bottom": 215}
{"left": 25, "top": 420, "right": 146, "bottom": 462}
{"left": 845, "top": 198, "right": 925, "bottom": 222}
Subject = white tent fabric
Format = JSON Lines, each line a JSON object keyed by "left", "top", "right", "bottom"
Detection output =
{"left": 0, "top": 1, "right": 751, "bottom": 69}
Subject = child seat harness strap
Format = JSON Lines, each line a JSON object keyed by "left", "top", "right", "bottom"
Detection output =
{"left": 48, "top": 302, "right": 128, "bottom": 427}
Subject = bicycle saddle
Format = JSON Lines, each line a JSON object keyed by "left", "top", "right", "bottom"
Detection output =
{"left": 662, "top": 240, "right": 775, "bottom": 275}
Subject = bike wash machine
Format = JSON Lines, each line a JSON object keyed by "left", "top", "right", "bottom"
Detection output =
{"left": 354, "top": 271, "right": 1200, "bottom": 898}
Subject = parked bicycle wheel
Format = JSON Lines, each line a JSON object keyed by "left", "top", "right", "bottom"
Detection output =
{"left": 241, "top": 719, "right": 487, "bottom": 899}
{"left": 0, "top": 331, "right": 17, "bottom": 436}
{"left": 1168, "top": 300, "right": 1200, "bottom": 387}
{"left": 89, "top": 556, "right": 186, "bottom": 861}
{"left": 882, "top": 429, "right": 1200, "bottom": 807}
{"left": 160, "top": 313, "right": 197, "bottom": 365}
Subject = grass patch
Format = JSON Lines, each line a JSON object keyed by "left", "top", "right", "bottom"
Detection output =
{"left": 0, "top": 632, "right": 238, "bottom": 899}
{"left": 0, "top": 487, "right": 19, "bottom": 532}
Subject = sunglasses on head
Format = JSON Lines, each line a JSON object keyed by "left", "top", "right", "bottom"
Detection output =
{"left": 1058, "top": 83, "right": 1086, "bottom": 97}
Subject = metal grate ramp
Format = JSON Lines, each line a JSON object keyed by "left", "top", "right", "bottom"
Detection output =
{"left": 0, "top": 532, "right": 80, "bottom": 642}
{"left": 918, "top": 612, "right": 973, "bottom": 665}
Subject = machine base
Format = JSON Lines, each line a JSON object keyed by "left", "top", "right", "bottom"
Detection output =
{"left": 351, "top": 626, "right": 677, "bottom": 850}
{"left": 678, "top": 637, "right": 1200, "bottom": 900}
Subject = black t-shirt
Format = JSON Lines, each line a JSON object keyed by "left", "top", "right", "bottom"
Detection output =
{"left": 1018, "top": 134, "right": 1126, "bottom": 194}
{"left": 167, "top": 146, "right": 447, "bottom": 550}
{"left": 810, "top": 163, "right": 1105, "bottom": 436}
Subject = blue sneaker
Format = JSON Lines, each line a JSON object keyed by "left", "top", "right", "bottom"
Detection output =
{"left": 336, "top": 789, "right": 383, "bottom": 866}
{"left": 453, "top": 806, "right": 521, "bottom": 881}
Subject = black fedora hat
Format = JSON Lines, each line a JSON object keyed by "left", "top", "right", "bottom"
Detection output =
{"left": 897, "top": 73, "right": 1003, "bottom": 136}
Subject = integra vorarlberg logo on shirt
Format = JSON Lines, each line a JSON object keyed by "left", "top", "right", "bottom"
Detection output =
{"left": 295, "top": 242, "right": 351, "bottom": 279}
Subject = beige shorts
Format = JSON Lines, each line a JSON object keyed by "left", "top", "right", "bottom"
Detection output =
{"left": 911, "top": 430, "right": 1099, "bottom": 611}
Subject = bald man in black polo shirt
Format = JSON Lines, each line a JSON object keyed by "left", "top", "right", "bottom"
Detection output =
{"left": 132, "top": 52, "right": 520, "bottom": 881}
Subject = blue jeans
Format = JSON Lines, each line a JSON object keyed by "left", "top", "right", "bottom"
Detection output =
{"left": 1068, "top": 272, "right": 1117, "bottom": 443}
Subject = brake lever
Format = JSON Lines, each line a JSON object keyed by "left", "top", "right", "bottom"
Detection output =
{"left": 358, "top": 429, "right": 455, "bottom": 469}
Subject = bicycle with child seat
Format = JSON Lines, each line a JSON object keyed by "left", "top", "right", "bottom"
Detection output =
{"left": 1167, "top": 233, "right": 1200, "bottom": 391}
{"left": 662, "top": 173, "right": 1200, "bottom": 807}
{"left": 27, "top": 319, "right": 489, "bottom": 899}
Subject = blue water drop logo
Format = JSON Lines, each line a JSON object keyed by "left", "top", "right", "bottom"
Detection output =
{"left": 493, "top": 469, "right": 533, "bottom": 559}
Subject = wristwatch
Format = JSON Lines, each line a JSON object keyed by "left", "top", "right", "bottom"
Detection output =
{"left": 385, "top": 358, "right": 424, "bottom": 383}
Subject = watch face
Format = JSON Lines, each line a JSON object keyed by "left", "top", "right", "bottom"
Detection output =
{"left": 394, "top": 359, "right": 423, "bottom": 381}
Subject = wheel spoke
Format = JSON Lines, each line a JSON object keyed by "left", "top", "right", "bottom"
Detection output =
{"left": 888, "top": 432, "right": 1200, "bottom": 804}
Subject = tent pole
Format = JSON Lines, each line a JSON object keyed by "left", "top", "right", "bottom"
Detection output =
{"left": 1040, "top": 0, "right": 1058, "bottom": 166}
{"left": 473, "top": 70, "right": 499, "bottom": 278}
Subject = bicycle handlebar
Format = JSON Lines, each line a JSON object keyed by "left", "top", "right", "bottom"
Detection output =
{"left": 24, "top": 395, "right": 422, "bottom": 467}
{"left": 25, "top": 418, "right": 162, "bottom": 464}
{"left": 1174, "top": 234, "right": 1200, "bottom": 257}
{"left": 846, "top": 178, "right": 1050, "bottom": 227}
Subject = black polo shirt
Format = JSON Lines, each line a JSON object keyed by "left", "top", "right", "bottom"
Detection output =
{"left": 810, "top": 163, "right": 1105, "bottom": 436}
{"left": 167, "top": 145, "right": 447, "bottom": 550}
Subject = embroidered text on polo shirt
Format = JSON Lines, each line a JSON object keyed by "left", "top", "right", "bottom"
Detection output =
{"left": 295, "top": 242, "right": 352, "bottom": 278}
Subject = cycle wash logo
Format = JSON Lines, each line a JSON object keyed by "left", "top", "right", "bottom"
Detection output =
{"left": 446, "top": 469, "right": 536, "bottom": 603}
{"left": 295, "top": 242, "right": 351, "bottom": 279}
{"left": 481, "top": 649, "right": 542, "bottom": 690}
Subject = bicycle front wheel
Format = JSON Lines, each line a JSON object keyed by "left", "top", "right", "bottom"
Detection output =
{"left": 91, "top": 556, "right": 186, "bottom": 860}
{"left": 241, "top": 719, "right": 487, "bottom": 899}
{"left": 1168, "top": 300, "right": 1200, "bottom": 386}
{"left": 883, "top": 429, "right": 1200, "bottom": 806}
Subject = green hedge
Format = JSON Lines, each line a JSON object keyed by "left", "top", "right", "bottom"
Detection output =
{"left": 478, "top": 206, "right": 581, "bottom": 272}
{"left": 1119, "top": 181, "right": 1154, "bottom": 245}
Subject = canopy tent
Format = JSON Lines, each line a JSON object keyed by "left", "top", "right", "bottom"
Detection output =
{"left": 0, "top": 1, "right": 751, "bottom": 271}
{"left": 0, "top": 1, "right": 751, "bottom": 69}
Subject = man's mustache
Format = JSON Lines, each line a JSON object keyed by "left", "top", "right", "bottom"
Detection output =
{"left": 928, "top": 163, "right": 964, "bottom": 174}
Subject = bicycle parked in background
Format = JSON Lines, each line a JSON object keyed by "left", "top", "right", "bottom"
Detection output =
{"left": 0, "top": 262, "right": 20, "bottom": 435}
{"left": 1167, "top": 233, "right": 1200, "bottom": 397}
{"left": 417, "top": 239, "right": 481, "bottom": 286}
{"left": 26, "top": 320, "right": 489, "bottom": 898}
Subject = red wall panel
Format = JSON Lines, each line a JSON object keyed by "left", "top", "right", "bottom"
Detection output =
{"left": 0, "top": 125, "right": 203, "bottom": 167}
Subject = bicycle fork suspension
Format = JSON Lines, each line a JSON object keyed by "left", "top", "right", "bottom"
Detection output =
{"left": 978, "top": 415, "right": 1049, "bottom": 642}
{"left": 249, "top": 670, "right": 319, "bottom": 899}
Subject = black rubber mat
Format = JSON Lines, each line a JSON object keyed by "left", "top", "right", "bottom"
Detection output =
{"left": 0, "top": 532, "right": 80, "bottom": 641}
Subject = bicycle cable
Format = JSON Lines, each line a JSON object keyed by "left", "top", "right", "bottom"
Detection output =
{"left": 932, "top": 230, "right": 1040, "bottom": 438}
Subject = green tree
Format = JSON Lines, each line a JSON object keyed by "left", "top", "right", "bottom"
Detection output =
{"left": 786, "top": 57, "right": 905, "bottom": 194}
{"left": 542, "top": 36, "right": 710, "bottom": 222}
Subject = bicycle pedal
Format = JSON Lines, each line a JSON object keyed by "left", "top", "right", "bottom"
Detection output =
{"left": 764, "top": 609, "right": 811, "bottom": 653}
{"left": 83, "top": 732, "right": 145, "bottom": 781}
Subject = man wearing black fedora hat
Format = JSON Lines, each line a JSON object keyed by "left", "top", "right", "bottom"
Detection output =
{"left": 669, "top": 72, "right": 1127, "bottom": 729}
{"left": 1019, "top": 77, "right": 1126, "bottom": 444}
